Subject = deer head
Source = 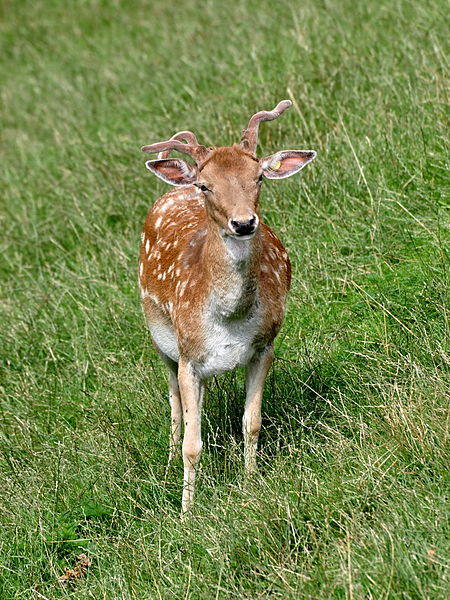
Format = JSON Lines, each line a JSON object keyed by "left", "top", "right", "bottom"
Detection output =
{"left": 142, "top": 100, "right": 316, "bottom": 239}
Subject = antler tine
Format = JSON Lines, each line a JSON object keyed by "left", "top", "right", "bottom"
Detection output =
{"left": 141, "top": 137, "right": 209, "bottom": 163}
{"left": 157, "top": 131, "right": 200, "bottom": 159}
{"left": 240, "top": 99, "right": 293, "bottom": 154}
{"left": 172, "top": 131, "right": 199, "bottom": 145}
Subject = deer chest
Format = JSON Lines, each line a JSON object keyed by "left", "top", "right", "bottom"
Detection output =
{"left": 195, "top": 293, "right": 263, "bottom": 379}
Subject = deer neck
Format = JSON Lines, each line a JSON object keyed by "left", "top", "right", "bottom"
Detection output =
{"left": 204, "top": 221, "right": 261, "bottom": 320}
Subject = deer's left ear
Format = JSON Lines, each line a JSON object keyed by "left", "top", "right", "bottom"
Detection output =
{"left": 260, "top": 150, "right": 316, "bottom": 180}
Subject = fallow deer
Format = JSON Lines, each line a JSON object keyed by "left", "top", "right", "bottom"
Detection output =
{"left": 139, "top": 100, "right": 316, "bottom": 513}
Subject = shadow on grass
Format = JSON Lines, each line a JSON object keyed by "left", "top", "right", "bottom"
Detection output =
{"left": 202, "top": 355, "right": 350, "bottom": 472}
{"left": 121, "top": 354, "right": 367, "bottom": 513}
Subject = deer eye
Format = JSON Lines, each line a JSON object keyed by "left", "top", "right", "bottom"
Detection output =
{"left": 195, "top": 183, "right": 211, "bottom": 193}
{"left": 257, "top": 174, "right": 264, "bottom": 184}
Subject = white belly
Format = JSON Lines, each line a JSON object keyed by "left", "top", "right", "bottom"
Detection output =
{"left": 149, "top": 322, "right": 179, "bottom": 363}
{"left": 149, "top": 314, "right": 260, "bottom": 379}
{"left": 195, "top": 312, "right": 260, "bottom": 379}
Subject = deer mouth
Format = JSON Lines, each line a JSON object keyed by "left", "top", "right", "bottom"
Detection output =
{"left": 227, "top": 231, "right": 257, "bottom": 241}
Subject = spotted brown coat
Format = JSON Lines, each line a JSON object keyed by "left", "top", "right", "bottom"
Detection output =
{"left": 139, "top": 101, "right": 316, "bottom": 513}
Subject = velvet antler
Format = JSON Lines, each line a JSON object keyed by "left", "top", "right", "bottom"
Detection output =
{"left": 240, "top": 100, "right": 292, "bottom": 154}
{"left": 154, "top": 131, "right": 201, "bottom": 159}
{"left": 141, "top": 133, "right": 209, "bottom": 163}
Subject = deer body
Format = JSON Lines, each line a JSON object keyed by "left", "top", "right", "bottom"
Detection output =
{"left": 139, "top": 103, "right": 315, "bottom": 512}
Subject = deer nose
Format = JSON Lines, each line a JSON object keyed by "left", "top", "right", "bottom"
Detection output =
{"left": 228, "top": 215, "right": 259, "bottom": 237}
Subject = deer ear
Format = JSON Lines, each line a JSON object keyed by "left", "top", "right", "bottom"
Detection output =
{"left": 261, "top": 150, "right": 316, "bottom": 180}
{"left": 145, "top": 158, "right": 198, "bottom": 186}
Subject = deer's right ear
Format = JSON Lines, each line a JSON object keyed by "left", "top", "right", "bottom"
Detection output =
{"left": 145, "top": 159, "right": 198, "bottom": 187}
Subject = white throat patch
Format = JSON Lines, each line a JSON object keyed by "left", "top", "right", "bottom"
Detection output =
{"left": 224, "top": 234, "right": 253, "bottom": 263}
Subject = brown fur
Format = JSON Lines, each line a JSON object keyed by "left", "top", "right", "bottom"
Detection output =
{"left": 138, "top": 111, "right": 313, "bottom": 513}
{"left": 139, "top": 179, "right": 290, "bottom": 361}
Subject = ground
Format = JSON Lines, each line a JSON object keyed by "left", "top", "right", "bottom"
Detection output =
{"left": 0, "top": 0, "right": 449, "bottom": 598}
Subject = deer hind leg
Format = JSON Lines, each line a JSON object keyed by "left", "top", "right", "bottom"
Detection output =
{"left": 168, "top": 369, "right": 182, "bottom": 461}
{"left": 178, "top": 358, "right": 204, "bottom": 514}
{"left": 243, "top": 345, "right": 274, "bottom": 474}
{"left": 155, "top": 350, "right": 182, "bottom": 462}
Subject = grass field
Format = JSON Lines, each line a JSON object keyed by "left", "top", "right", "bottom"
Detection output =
{"left": 1, "top": 0, "right": 449, "bottom": 598}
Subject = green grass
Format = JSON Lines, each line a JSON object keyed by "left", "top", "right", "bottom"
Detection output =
{"left": 1, "top": 0, "right": 449, "bottom": 598}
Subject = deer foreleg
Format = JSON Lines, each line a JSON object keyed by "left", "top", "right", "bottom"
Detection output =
{"left": 243, "top": 345, "right": 274, "bottom": 473}
{"left": 178, "top": 358, "right": 204, "bottom": 513}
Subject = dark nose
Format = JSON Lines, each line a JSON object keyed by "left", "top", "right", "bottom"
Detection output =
{"left": 229, "top": 216, "right": 258, "bottom": 236}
